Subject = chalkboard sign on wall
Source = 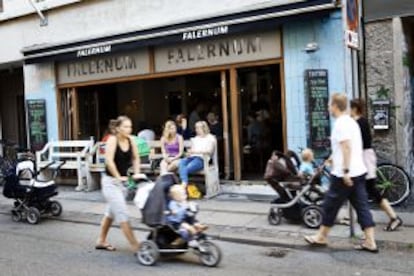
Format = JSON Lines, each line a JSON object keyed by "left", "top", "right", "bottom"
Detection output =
{"left": 27, "top": 99, "right": 48, "bottom": 151}
{"left": 305, "top": 69, "right": 331, "bottom": 158}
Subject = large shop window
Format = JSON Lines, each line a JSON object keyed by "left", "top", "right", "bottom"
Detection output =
{"left": 61, "top": 73, "right": 223, "bottom": 141}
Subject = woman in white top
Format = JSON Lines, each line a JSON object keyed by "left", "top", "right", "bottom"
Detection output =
{"left": 179, "top": 121, "right": 215, "bottom": 186}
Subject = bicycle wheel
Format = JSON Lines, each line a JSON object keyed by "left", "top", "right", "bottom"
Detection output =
{"left": 376, "top": 163, "right": 411, "bottom": 206}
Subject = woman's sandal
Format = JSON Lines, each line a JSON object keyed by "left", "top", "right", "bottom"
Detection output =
{"left": 354, "top": 244, "right": 379, "bottom": 253}
{"left": 95, "top": 244, "right": 116, "bottom": 251}
{"left": 304, "top": 235, "right": 327, "bottom": 247}
{"left": 384, "top": 216, "right": 403, "bottom": 232}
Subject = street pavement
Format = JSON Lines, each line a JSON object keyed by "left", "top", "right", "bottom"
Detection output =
{"left": 1, "top": 183, "right": 413, "bottom": 252}
{"left": 0, "top": 214, "right": 413, "bottom": 276}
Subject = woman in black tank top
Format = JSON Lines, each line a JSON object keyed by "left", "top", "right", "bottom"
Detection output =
{"left": 105, "top": 118, "right": 140, "bottom": 180}
{"left": 105, "top": 138, "right": 133, "bottom": 177}
{"left": 96, "top": 116, "right": 141, "bottom": 253}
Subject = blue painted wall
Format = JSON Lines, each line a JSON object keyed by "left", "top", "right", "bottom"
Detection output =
{"left": 283, "top": 10, "right": 346, "bottom": 153}
{"left": 24, "top": 64, "right": 59, "bottom": 143}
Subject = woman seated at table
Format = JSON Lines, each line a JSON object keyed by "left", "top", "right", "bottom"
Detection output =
{"left": 160, "top": 120, "right": 184, "bottom": 175}
{"left": 179, "top": 121, "right": 215, "bottom": 186}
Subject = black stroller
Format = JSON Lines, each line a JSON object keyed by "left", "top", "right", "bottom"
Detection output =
{"left": 264, "top": 150, "right": 326, "bottom": 229}
{"left": 134, "top": 174, "right": 222, "bottom": 267}
{"left": 2, "top": 158, "right": 65, "bottom": 224}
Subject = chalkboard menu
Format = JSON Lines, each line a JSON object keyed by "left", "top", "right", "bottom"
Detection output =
{"left": 27, "top": 99, "right": 48, "bottom": 151}
{"left": 305, "top": 69, "right": 330, "bottom": 157}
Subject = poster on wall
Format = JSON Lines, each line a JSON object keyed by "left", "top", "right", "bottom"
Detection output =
{"left": 305, "top": 69, "right": 331, "bottom": 158}
{"left": 372, "top": 100, "right": 390, "bottom": 130}
{"left": 27, "top": 99, "right": 48, "bottom": 151}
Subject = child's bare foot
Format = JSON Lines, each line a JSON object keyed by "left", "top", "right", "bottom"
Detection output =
{"left": 195, "top": 223, "right": 208, "bottom": 232}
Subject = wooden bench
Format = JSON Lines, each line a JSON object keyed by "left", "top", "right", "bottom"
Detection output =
{"left": 87, "top": 137, "right": 220, "bottom": 198}
{"left": 85, "top": 141, "right": 155, "bottom": 191}
{"left": 36, "top": 139, "right": 94, "bottom": 191}
{"left": 147, "top": 139, "right": 220, "bottom": 197}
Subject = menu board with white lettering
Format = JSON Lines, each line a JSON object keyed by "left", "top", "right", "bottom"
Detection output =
{"left": 27, "top": 99, "right": 48, "bottom": 151}
{"left": 305, "top": 69, "right": 331, "bottom": 158}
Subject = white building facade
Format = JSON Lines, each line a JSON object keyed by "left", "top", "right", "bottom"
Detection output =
{"left": 1, "top": 0, "right": 346, "bottom": 180}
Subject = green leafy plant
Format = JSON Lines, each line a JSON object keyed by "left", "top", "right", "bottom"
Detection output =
{"left": 375, "top": 86, "right": 390, "bottom": 100}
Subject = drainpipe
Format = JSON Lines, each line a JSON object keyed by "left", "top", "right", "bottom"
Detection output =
{"left": 28, "top": 0, "right": 48, "bottom": 26}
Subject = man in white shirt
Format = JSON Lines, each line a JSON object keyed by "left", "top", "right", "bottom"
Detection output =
{"left": 305, "top": 93, "right": 378, "bottom": 253}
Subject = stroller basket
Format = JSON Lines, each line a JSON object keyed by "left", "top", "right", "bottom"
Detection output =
{"left": 3, "top": 173, "right": 29, "bottom": 199}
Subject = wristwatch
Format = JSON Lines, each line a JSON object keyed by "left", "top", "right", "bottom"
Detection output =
{"left": 343, "top": 168, "right": 350, "bottom": 174}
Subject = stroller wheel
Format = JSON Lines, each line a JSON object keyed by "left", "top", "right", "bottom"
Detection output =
{"left": 49, "top": 201, "right": 63, "bottom": 216}
{"left": 137, "top": 241, "right": 159, "bottom": 266}
{"left": 268, "top": 208, "right": 282, "bottom": 225}
{"left": 198, "top": 241, "right": 222, "bottom": 267}
{"left": 11, "top": 210, "right": 22, "bottom": 222}
{"left": 26, "top": 207, "right": 41, "bottom": 225}
{"left": 302, "top": 205, "right": 323, "bottom": 229}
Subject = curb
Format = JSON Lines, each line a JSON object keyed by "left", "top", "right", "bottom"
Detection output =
{"left": 1, "top": 207, "right": 413, "bottom": 252}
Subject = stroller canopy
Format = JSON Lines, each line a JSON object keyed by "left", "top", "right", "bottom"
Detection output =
{"left": 141, "top": 174, "right": 179, "bottom": 227}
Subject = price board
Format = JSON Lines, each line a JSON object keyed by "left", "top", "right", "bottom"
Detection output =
{"left": 27, "top": 99, "right": 48, "bottom": 151}
{"left": 305, "top": 69, "right": 331, "bottom": 158}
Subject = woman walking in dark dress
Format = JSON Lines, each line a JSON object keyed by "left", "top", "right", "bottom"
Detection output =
{"left": 350, "top": 99, "right": 402, "bottom": 231}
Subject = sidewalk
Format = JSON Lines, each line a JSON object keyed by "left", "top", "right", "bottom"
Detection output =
{"left": 1, "top": 185, "right": 414, "bottom": 251}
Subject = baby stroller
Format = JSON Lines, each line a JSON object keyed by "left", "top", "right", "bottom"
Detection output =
{"left": 2, "top": 157, "right": 65, "bottom": 224}
{"left": 264, "top": 150, "right": 326, "bottom": 229}
{"left": 134, "top": 173, "right": 222, "bottom": 267}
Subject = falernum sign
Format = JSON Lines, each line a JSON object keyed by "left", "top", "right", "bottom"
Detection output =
{"left": 182, "top": 26, "right": 229, "bottom": 41}
{"left": 154, "top": 31, "right": 281, "bottom": 72}
{"left": 76, "top": 45, "right": 112, "bottom": 57}
{"left": 57, "top": 50, "right": 149, "bottom": 85}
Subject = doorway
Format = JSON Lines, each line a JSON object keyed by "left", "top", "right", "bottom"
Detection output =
{"left": 0, "top": 68, "right": 26, "bottom": 149}
{"left": 237, "top": 64, "right": 283, "bottom": 179}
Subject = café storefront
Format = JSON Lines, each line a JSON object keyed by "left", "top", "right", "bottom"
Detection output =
{"left": 22, "top": 0, "right": 340, "bottom": 181}
{"left": 55, "top": 30, "right": 283, "bottom": 181}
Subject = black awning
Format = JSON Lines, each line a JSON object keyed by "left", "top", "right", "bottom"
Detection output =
{"left": 23, "top": 0, "right": 337, "bottom": 64}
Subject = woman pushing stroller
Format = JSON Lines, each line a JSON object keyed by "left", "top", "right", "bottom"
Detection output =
{"left": 95, "top": 116, "right": 141, "bottom": 253}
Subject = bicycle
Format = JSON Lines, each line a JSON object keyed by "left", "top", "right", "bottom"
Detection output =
{"left": 376, "top": 163, "right": 411, "bottom": 206}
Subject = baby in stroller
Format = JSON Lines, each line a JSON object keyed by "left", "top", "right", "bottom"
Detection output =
{"left": 264, "top": 150, "right": 326, "bottom": 228}
{"left": 2, "top": 157, "right": 65, "bottom": 224}
{"left": 135, "top": 174, "right": 222, "bottom": 267}
{"left": 166, "top": 184, "right": 208, "bottom": 247}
